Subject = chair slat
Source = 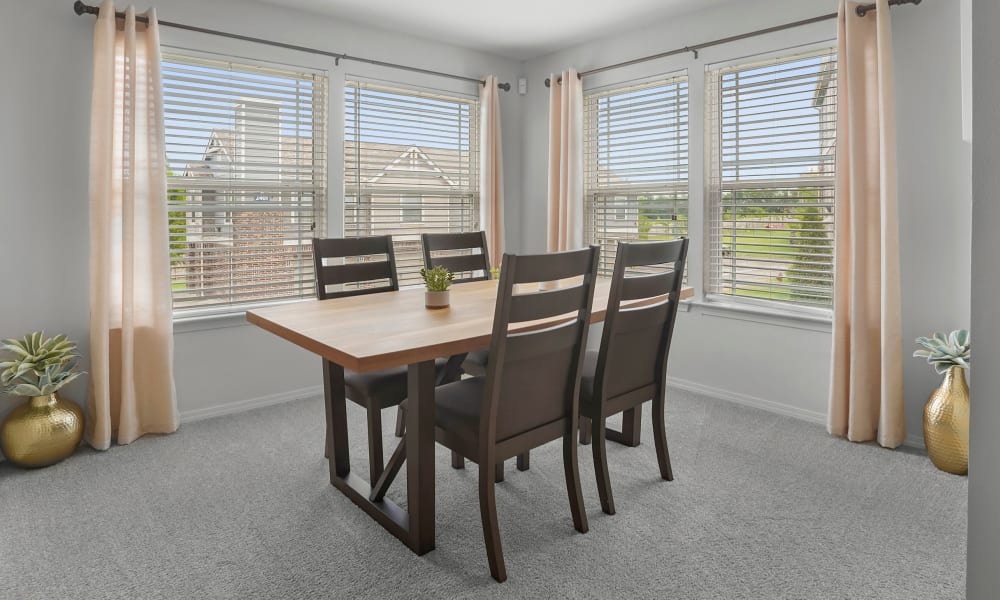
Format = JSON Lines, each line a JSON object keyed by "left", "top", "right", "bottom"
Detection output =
{"left": 321, "top": 283, "right": 396, "bottom": 300}
{"left": 622, "top": 239, "right": 686, "bottom": 267}
{"left": 620, "top": 270, "right": 680, "bottom": 302}
{"left": 314, "top": 236, "right": 391, "bottom": 259}
{"left": 433, "top": 254, "right": 488, "bottom": 275}
{"left": 422, "top": 232, "right": 491, "bottom": 284}
{"left": 613, "top": 301, "right": 671, "bottom": 334}
{"left": 509, "top": 285, "right": 587, "bottom": 323}
{"left": 512, "top": 249, "right": 597, "bottom": 284}
{"left": 423, "top": 231, "right": 486, "bottom": 252}
{"left": 313, "top": 235, "right": 399, "bottom": 300}
{"left": 504, "top": 321, "right": 582, "bottom": 362}
{"left": 320, "top": 261, "right": 394, "bottom": 286}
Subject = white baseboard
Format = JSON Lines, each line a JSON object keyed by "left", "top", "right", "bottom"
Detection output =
{"left": 179, "top": 386, "right": 323, "bottom": 424}
{"left": 668, "top": 376, "right": 926, "bottom": 450}
{"left": 667, "top": 376, "right": 828, "bottom": 425}
{"left": 0, "top": 387, "right": 323, "bottom": 464}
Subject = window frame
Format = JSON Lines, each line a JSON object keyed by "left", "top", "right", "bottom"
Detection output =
{"left": 703, "top": 43, "right": 838, "bottom": 317}
{"left": 583, "top": 70, "right": 691, "bottom": 278}
{"left": 343, "top": 78, "right": 481, "bottom": 287}
{"left": 162, "top": 47, "right": 329, "bottom": 319}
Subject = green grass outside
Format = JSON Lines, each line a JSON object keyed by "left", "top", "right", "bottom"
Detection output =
{"left": 731, "top": 283, "right": 793, "bottom": 301}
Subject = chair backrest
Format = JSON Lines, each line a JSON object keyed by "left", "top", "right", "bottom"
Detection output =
{"left": 594, "top": 239, "right": 689, "bottom": 403}
{"left": 421, "top": 231, "right": 491, "bottom": 283}
{"left": 312, "top": 236, "right": 399, "bottom": 300}
{"left": 481, "top": 246, "right": 600, "bottom": 443}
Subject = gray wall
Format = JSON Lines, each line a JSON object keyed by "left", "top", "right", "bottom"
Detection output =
{"left": 0, "top": 1, "right": 971, "bottom": 449}
{"left": 0, "top": 0, "right": 523, "bottom": 427}
{"left": 967, "top": 0, "right": 1000, "bottom": 595}
{"left": 519, "top": 0, "right": 971, "bottom": 444}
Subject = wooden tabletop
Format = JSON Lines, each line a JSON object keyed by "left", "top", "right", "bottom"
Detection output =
{"left": 247, "top": 280, "right": 694, "bottom": 373}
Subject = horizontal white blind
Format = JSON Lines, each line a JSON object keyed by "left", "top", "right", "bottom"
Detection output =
{"left": 706, "top": 48, "right": 836, "bottom": 308}
{"left": 584, "top": 75, "right": 689, "bottom": 276}
{"left": 345, "top": 80, "right": 479, "bottom": 286}
{"left": 163, "top": 52, "right": 327, "bottom": 315}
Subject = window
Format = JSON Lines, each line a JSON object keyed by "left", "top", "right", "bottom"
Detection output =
{"left": 584, "top": 74, "right": 689, "bottom": 275}
{"left": 345, "top": 80, "right": 479, "bottom": 286}
{"left": 400, "top": 194, "right": 423, "bottom": 223}
{"left": 706, "top": 47, "right": 837, "bottom": 309}
{"left": 163, "top": 52, "right": 327, "bottom": 315}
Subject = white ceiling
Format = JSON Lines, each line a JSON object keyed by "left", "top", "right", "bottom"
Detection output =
{"left": 256, "top": 0, "right": 730, "bottom": 60}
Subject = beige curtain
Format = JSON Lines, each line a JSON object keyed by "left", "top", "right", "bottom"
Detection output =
{"left": 547, "top": 69, "right": 584, "bottom": 252}
{"left": 828, "top": 0, "right": 904, "bottom": 448}
{"left": 480, "top": 75, "right": 504, "bottom": 267}
{"left": 88, "top": 0, "right": 178, "bottom": 449}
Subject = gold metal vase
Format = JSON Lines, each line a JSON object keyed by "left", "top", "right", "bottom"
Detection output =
{"left": 1, "top": 393, "right": 84, "bottom": 468}
{"left": 923, "top": 366, "right": 970, "bottom": 476}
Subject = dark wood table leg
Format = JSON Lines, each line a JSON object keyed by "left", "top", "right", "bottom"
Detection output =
{"left": 321, "top": 359, "right": 436, "bottom": 556}
{"left": 407, "top": 359, "right": 436, "bottom": 555}
{"left": 324, "top": 360, "right": 350, "bottom": 480}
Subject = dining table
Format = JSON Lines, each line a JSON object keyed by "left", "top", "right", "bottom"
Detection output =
{"left": 246, "top": 278, "right": 694, "bottom": 556}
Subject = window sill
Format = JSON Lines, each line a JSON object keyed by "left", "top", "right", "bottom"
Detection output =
{"left": 689, "top": 298, "right": 832, "bottom": 332}
{"left": 173, "top": 298, "right": 316, "bottom": 334}
{"left": 173, "top": 311, "right": 252, "bottom": 334}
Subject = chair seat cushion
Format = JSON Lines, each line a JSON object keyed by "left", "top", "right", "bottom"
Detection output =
{"left": 432, "top": 377, "right": 487, "bottom": 447}
{"left": 344, "top": 357, "right": 451, "bottom": 409}
{"left": 460, "top": 349, "right": 490, "bottom": 377}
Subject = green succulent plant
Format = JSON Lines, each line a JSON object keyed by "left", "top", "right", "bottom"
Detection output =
{"left": 420, "top": 266, "right": 454, "bottom": 292}
{"left": 0, "top": 332, "right": 84, "bottom": 397}
{"left": 914, "top": 329, "right": 970, "bottom": 374}
{"left": 489, "top": 267, "right": 501, "bottom": 280}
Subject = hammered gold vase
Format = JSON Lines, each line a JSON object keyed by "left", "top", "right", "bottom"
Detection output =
{"left": 923, "top": 366, "right": 970, "bottom": 476}
{"left": 0, "top": 394, "right": 84, "bottom": 468}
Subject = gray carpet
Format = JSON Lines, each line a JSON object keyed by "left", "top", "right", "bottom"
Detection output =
{"left": 0, "top": 389, "right": 967, "bottom": 599}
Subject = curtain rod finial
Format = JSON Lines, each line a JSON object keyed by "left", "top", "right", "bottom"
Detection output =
{"left": 74, "top": 1, "right": 96, "bottom": 16}
{"left": 498, "top": 82, "right": 511, "bottom": 92}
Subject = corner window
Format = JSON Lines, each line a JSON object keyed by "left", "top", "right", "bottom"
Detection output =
{"left": 344, "top": 80, "right": 479, "bottom": 285}
{"left": 163, "top": 51, "right": 327, "bottom": 315}
{"left": 583, "top": 74, "right": 689, "bottom": 275}
{"left": 705, "top": 47, "right": 837, "bottom": 309}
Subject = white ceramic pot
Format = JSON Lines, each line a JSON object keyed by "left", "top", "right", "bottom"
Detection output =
{"left": 425, "top": 290, "right": 450, "bottom": 309}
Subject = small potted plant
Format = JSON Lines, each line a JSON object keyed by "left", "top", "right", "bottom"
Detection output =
{"left": 913, "top": 329, "right": 970, "bottom": 475}
{"left": 0, "top": 332, "right": 86, "bottom": 468}
{"left": 420, "top": 266, "right": 454, "bottom": 309}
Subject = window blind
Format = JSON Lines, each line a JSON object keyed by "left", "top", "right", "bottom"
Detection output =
{"left": 163, "top": 52, "right": 327, "bottom": 315}
{"left": 584, "top": 74, "right": 689, "bottom": 275}
{"left": 345, "top": 80, "right": 480, "bottom": 286}
{"left": 706, "top": 47, "right": 837, "bottom": 308}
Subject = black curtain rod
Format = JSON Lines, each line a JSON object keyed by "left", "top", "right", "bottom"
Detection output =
{"left": 73, "top": 1, "right": 511, "bottom": 92}
{"left": 545, "top": 0, "right": 921, "bottom": 87}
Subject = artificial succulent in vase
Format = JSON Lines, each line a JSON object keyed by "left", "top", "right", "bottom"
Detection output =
{"left": 420, "top": 266, "right": 453, "bottom": 308}
{"left": 914, "top": 329, "right": 970, "bottom": 476}
{"left": 0, "top": 332, "right": 84, "bottom": 397}
{"left": 913, "top": 329, "right": 970, "bottom": 374}
{"left": 420, "top": 266, "right": 454, "bottom": 292}
{"left": 0, "top": 332, "right": 86, "bottom": 469}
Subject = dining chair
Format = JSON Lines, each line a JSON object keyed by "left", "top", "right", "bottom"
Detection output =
{"left": 577, "top": 238, "right": 689, "bottom": 516}
{"left": 421, "top": 231, "right": 492, "bottom": 377}
{"left": 421, "top": 231, "right": 531, "bottom": 479}
{"left": 312, "top": 236, "right": 457, "bottom": 482}
{"left": 433, "top": 246, "right": 600, "bottom": 582}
